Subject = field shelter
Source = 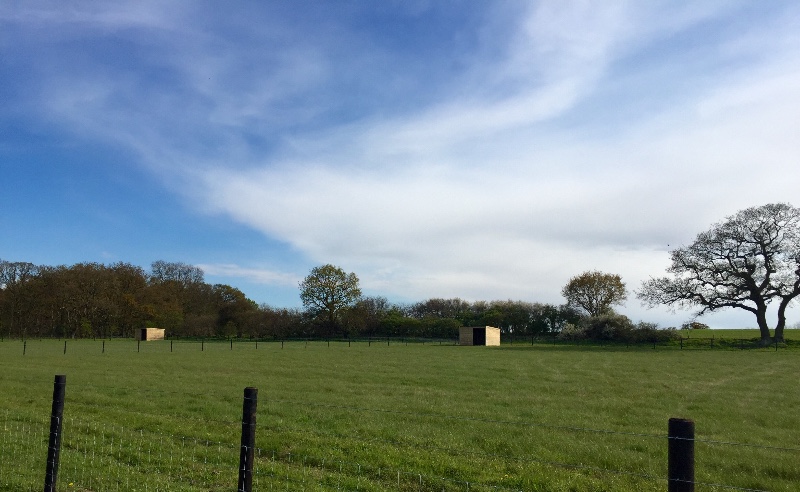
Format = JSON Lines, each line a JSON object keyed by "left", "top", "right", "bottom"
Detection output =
{"left": 135, "top": 328, "right": 166, "bottom": 341}
{"left": 459, "top": 326, "right": 501, "bottom": 346}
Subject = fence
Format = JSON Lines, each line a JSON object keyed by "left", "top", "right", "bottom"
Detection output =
{"left": 508, "top": 335, "right": 795, "bottom": 351}
{"left": 3, "top": 375, "right": 798, "bottom": 491}
{"left": 3, "top": 335, "right": 797, "bottom": 357}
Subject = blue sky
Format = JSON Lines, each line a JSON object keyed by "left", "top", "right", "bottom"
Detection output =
{"left": 2, "top": 1, "right": 800, "bottom": 328}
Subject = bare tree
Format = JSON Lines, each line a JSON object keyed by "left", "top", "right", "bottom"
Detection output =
{"left": 637, "top": 203, "right": 800, "bottom": 344}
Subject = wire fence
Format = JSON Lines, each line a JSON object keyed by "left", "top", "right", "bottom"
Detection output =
{"left": 1, "top": 334, "right": 797, "bottom": 357}
{"left": 3, "top": 379, "right": 799, "bottom": 491}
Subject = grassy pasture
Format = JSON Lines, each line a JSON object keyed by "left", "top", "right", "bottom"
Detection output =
{"left": 1, "top": 338, "right": 799, "bottom": 491}
{"left": 680, "top": 328, "right": 800, "bottom": 340}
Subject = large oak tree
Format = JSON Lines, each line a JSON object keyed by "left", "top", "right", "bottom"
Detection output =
{"left": 638, "top": 203, "right": 800, "bottom": 344}
{"left": 561, "top": 271, "right": 627, "bottom": 317}
{"left": 299, "top": 264, "right": 362, "bottom": 336}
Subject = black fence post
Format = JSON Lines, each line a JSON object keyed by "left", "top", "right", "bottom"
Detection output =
{"left": 238, "top": 387, "right": 258, "bottom": 492}
{"left": 44, "top": 375, "right": 67, "bottom": 492}
{"left": 63, "top": 340, "right": 67, "bottom": 355}
{"left": 24, "top": 340, "right": 27, "bottom": 355}
{"left": 668, "top": 417, "right": 695, "bottom": 492}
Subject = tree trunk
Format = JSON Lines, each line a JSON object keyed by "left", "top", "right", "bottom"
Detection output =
{"left": 755, "top": 310, "right": 772, "bottom": 346}
{"left": 774, "top": 297, "right": 792, "bottom": 343}
{"left": 773, "top": 324, "right": 785, "bottom": 343}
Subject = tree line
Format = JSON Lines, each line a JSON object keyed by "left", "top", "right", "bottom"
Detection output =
{"left": 296, "top": 202, "right": 800, "bottom": 346}
{"left": 0, "top": 259, "right": 582, "bottom": 340}
{"left": 4, "top": 203, "right": 798, "bottom": 343}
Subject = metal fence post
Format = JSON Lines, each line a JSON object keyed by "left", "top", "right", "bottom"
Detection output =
{"left": 44, "top": 375, "right": 67, "bottom": 492}
{"left": 238, "top": 387, "right": 258, "bottom": 492}
{"left": 668, "top": 417, "right": 695, "bottom": 492}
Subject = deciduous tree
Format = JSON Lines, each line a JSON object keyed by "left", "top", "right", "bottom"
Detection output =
{"left": 299, "top": 264, "right": 361, "bottom": 336}
{"left": 561, "top": 271, "right": 627, "bottom": 317}
{"left": 638, "top": 203, "right": 800, "bottom": 344}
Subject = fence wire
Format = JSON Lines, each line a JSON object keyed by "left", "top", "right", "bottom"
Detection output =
{"left": 0, "top": 400, "right": 794, "bottom": 491}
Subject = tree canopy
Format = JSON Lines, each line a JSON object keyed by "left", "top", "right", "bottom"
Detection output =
{"left": 299, "top": 264, "right": 362, "bottom": 335}
{"left": 637, "top": 203, "right": 800, "bottom": 344}
{"left": 561, "top": 271, "right": 627, "bottom": 317}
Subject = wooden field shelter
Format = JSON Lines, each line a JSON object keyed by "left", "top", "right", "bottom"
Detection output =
{"left": 136, "top": 328, "right": 166, "bottom": 341}
{"left": 459, "top": 326, "right": 501, "bottom": 346}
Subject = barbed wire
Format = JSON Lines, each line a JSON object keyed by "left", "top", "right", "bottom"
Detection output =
{"left": 0, "top": 401, "right": 790, "bottom": 491}
{"left": 265, "top": 398, "right": 800, "bottom": 454}
{"left": 264, "top": 398, "right": 666, "bottom": 440}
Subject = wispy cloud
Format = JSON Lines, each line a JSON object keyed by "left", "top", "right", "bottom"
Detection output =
{"left": 4, "top": 2, "right": 800, "bottom": 325}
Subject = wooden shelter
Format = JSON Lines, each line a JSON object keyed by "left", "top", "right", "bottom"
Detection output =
{"left": 459, "top": 326, "right": 501, "bottom": 346}
{"left": 135, "top": 328, "right": 165, "bottom": 341}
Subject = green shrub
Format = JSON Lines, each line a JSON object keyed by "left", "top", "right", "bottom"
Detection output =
{"left": 579, "top": 315, "right": 680, "bottom": 343}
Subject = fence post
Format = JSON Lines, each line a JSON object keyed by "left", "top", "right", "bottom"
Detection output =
{"left": 668, "top": 417, "right": 695, "bottom": 492}
{"left": 238, "top": 387, "right": 258, "bottom": 492}
{"left": 44, "top": 375, "right": 67, "bottom": 492}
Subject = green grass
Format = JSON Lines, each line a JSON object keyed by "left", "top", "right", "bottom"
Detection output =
{"left": 1, "top": 338, "right": 799, "bottom": 491}
{"left": 681, "top": 328, "right": 800, "bottom": 339}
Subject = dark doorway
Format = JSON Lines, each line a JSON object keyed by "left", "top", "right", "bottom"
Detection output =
{"left": 140, "top": 329, "right": 148, "bottom": 341}
{"left": 472, "top": 328, "right": 486, "bottom": 346}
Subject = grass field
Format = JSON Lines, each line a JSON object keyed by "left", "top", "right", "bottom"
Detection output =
{"left": 1, "top": 338, "right": 799, "bottom": 491}
{"left": 680, "top": 328, "right": 800, "bottom": 340}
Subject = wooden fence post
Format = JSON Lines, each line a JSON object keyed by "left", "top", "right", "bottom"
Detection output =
{"left": 238, "top": 387, "right": 258, "bottom": 492}
{"left": 44, "top": 375, "right": 67, "bottom": 492}
{"left": 668, "top": 417, "right": 695, "bottom": 492}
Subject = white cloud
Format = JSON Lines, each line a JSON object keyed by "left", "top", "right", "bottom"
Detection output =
{"left": 186, "top": 3, "right": 800, "bottom": 330}
{"left": 6, "top": 2, "right": 800, "bottom": 327}
{"left": 197, "top": 263, "right": 300, "bottom": 287}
